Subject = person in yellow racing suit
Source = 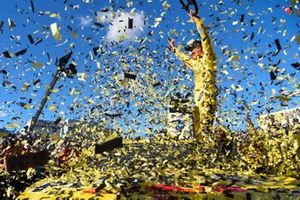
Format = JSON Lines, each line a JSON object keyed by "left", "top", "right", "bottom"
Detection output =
{"left": 169, "top": 11, "right": 217, "bottom": 141}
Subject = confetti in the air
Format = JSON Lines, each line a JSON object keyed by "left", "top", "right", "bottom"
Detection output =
{"left": 0, "top": 0, "right": 299, "bottom": 199}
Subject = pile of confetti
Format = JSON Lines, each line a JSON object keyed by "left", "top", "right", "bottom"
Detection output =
{"left": 0, "top": 121, "right": 299, "bottom": 198}
{"left": 17, "top": 130, "right": 300, "bottom": 199}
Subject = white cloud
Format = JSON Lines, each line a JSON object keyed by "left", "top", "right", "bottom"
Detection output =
{"left": 78, "top": 15, "right": 93, "bottom": 27}
{"left": 0, "top": 111, "right": 8, "bottom": 118}
{"left": 96, "top": 11, "right": 113, "bottom": 24}
{"left": 98, "top": 11, "right": 145, "bottom": 43}
{"left": 0, "top": 105, "right": 9, "bottom": 118}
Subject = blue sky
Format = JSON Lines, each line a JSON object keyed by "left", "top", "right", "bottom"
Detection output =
{"left": 0, "top": 0, "right": 299, "bottom": 135}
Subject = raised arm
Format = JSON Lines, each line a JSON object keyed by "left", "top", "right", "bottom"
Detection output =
{"left": 168, "top": 39, "right": 196, "bottom": 71}
{"left": 190, "top": 13, "right": 216, "bottom": 63}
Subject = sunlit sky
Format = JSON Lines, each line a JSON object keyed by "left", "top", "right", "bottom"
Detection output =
{"left": 0, "top": 0, "right": 299, "bottom": 136}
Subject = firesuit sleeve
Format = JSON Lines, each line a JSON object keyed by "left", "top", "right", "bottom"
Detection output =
{"left": 194, "top": 17, "right": 216, "bottom": 67}
{"left": 173, "top": 46, "right": 196, "bottom": 71}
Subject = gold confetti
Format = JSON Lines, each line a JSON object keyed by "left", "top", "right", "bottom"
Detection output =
{"left": 50, "top": 22, "right": 62, "bottom": 41}
{"left": 49, "top": 104, "right": 57, "bottom": 111}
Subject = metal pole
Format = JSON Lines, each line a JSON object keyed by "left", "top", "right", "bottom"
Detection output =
{"left": 26, "top": 51, "right": 73, "bottom": 134}
{"left": 27, "top": 69, "right": 61, "bottom": 132}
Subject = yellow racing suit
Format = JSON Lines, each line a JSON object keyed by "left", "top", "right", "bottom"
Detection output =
{"left": 173, "top": 17, "right": 217, "bottom": 140}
